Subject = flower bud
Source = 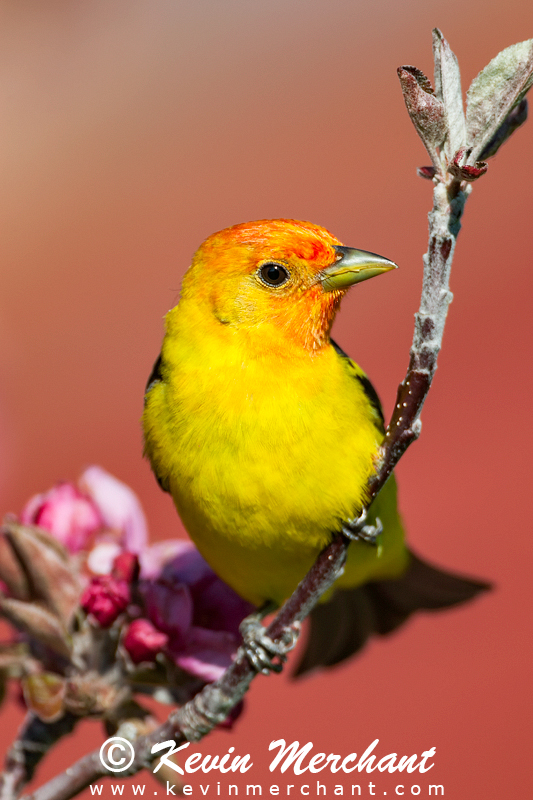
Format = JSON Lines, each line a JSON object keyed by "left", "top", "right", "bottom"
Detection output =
{"left": 123, "top": 618, "right": 168, "bottom": 664}
{"left": 80, "top": 576, "right": 130, "bottom": 627}
{"left": 112, "top": 551, "right": 140, "bottom": 584}
{"left": 21, "top": 482, "right": 102, "bottom": 553}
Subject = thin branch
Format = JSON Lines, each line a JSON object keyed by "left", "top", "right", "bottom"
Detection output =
{"left": 369, "top": 177, "right": 470, "bottom": 493}
{"left": 0, "top": 714, "right": 77, "bottom": 800}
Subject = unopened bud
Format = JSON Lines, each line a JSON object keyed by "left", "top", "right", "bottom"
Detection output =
{"left": 123, "top": 618, "right": 169, "bottom": 664}
{"left": 81, "top": 576, "right": 130, "bottom": 627}
{"left": 21, "top": 482, "right": 103, "bottom": 553}
{"left": 112, "top": 551, "right": 140, "bottom": 584}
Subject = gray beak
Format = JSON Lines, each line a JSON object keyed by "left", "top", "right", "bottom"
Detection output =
{"left": 320, "top": 246, "right": 397, "bottom": 291}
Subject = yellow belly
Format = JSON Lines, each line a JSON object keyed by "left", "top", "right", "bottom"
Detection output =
{"left": 143, "top": 305, "right": 406, "bottom": 606}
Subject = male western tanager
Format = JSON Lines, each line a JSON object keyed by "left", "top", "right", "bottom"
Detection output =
{"left": 143, "top": 219, "right": 486, "bottom": 673}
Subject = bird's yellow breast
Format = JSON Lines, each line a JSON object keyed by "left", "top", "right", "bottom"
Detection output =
{"left": 143, "top": 299, "right": 398, "bottom": 606}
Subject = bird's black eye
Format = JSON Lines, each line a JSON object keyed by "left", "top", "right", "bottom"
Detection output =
{"left": 259, "top": 262, "right": 290, "bottom": 287}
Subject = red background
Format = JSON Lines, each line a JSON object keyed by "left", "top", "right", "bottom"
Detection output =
{"left": 1, "top": 2, "right": 532, "bottom": 798}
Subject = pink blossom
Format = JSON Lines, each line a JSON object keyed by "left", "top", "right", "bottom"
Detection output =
{"left": 20, "top": 482, "right": 103, "bottom": 553}
{"left": 156, "top": 543, "right": 253, "bottom": 639}
{"left": 171, "top": 626, "right": 243, "bottom": 682}
{"left": 140, "top": 543, "right": 254, "bottom": 682}
{"left": 143, "top": 580, "right": 193, "bottom": 643}
{"left": 139, "top": 540, "right": 193, "bottom": 579}
{"left": 20, "top": 467, "right": 148, "bottom": 571}
{"left": 86, "top": 542, "right": 122, "bottom": 575}
{"left": 80, "top": 576, "right": 130, "bottom": 627}
{"left": 80, "top": 467, "right": 148, "bottom": 554}
{"left": 19, "top": 469, "right": 254, "bottom": 683}
{"left": 123, "top": 619, "right": 169, "bottom": 664}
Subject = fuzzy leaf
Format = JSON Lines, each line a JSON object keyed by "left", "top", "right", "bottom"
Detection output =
{"left": 467, "top": 39, "right": 533, "bottom": 159}
{"left": 433, "top": 29, "right": 466, "bottom": 161}
{"left": 478, "top": 98, "right": 528, "bottom": 160}
{"left": 5, "top": 522, "right": 81, "bottom": 623}
{"left": 0, "top": 527, "right": 29, "bottom": 599}
{"left": 22, "top": 673, "right": 66, "bottom": 722}
{"left": 398, "top": 67, "right": 446, "bottom": 158}
{"left": 0, "top": 598, "right": 71, "bottom": 658}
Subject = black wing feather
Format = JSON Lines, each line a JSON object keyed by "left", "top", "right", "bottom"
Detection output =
{"left": 294, "top": 550, "right": 490, "bottom": 675}
{"left": 331, "top": 338, "right": 385, "bottom": 430}
{"left": 144, "top": 353, "right": 170, "bottom": 493}
{"left": 296, "top": 341, "right": 490, "bottom": 675}
{"left": 145, "top": 353, "right": 163, "bottom": 394}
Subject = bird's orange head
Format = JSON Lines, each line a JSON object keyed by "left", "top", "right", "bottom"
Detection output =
{"left": 180, "top": 219, "right": 396, "bottom": 353}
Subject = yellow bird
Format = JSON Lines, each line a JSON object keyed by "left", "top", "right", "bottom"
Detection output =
{"left": 143, "top": 219, "right": 486, "bottom": 673}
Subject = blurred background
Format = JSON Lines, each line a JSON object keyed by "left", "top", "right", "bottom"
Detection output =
{"left": 1, "top": 1, "right": 532, "bottom": 798}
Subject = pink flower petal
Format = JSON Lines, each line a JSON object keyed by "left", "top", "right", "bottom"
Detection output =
{"left": 159, "top": 542, "right": 215, "bottom": 586}
{"left": 171, "top": 626, "right": 239, "bottom": 682}
{"left": 153, "top": 543, "right": 254, "bottom": 637}
{"left": 143, "top": 580, "right": 193, "bottom": 640}
{"left": 87, "top": 542, "right": 122, "bottom": 575}
{"left": 191, "top": 575, "right": 254, "bottom": 638}
{"left": 80, "top": 467, "right": 148, "bottom": 553}
{"left": 20, "top": 482, "right": 103, "bottom": 553}
{"left": 139, "top": 540, "right": 193, "bottom": 579}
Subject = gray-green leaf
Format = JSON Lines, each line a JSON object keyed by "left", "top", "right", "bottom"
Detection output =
{"left": 433, "top": 29, "right": 466, "bottom": 162}
{"left": 397, "top": 67, "right": 446, "bottom": 163}
{"left": 466, "top": 39, "right": 533, "bottom": 161}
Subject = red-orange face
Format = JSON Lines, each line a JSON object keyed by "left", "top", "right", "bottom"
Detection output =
{"left": 180, "top": 219, "right": 395, "bottom": 353}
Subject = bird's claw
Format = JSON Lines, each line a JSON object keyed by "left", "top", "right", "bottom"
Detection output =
{"left": 240, "top": 615, "right": 301, "bottom": 676}
{"left": 342, "top": 507, "right": 383, "bottom": 546}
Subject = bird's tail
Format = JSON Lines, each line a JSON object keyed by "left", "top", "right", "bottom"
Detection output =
{"left": 293, "top": 549, "right": 490, "bottom": 676}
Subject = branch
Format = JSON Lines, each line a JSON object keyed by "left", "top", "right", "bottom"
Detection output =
{"left": 0, "top": 714, "right": 77, "bottom": 800}
{"left": 18, "top": 30, "right": 533, "bottom": 800}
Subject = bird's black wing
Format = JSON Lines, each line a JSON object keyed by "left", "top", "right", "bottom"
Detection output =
{"left": 296, "top": 340, "right": 490, "bottom": 675}
{"left": 294, "top": 552, "right": 490, "bottom": 675}
{"left": 331, "top": 338, "right": 385, "bottom": 433}
{"left": 144, "top": 353, "right": 170, "bottom": 493}
{"left": 145, "top": 353, "right": 163, "bottom": 394}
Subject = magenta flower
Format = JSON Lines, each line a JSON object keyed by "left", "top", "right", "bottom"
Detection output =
{"left": 20, "top": 482, "right": 103, "bottom": 553}
{"left": 4, "top": 465, "right": 253, "bottom": 743}
{"left": 17, "top": 467, "right": 253, "bottom": 683}
{"left": 80, "top": 575, "right": 130, "bottom": 627}
{"left": 123, "top": 619, "right": 169, "bottom": 664}
{"left": 80, "top": 467, "right": 148, "bottom": 555}
{"left": 140, "top": 543, "right": 254, "bottom": 682}
{"left": 19, "top": 467, "right": 148, "bottom": 573}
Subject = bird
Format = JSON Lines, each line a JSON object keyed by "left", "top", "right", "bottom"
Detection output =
{"left": 143, "top": 218, "right": 487, "bottom": 674}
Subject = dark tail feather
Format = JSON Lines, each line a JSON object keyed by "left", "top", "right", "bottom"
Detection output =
{"left": 293, "top": 550, "right": 491, "bottom": 676}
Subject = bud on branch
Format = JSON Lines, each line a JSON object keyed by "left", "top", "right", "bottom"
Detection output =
{"left": 398, "top": 29, "right": 533, "bottom": 181}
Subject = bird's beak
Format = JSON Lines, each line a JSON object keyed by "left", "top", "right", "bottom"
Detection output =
{"left": 320, "top": 246, "right": 397, "bottom": 292}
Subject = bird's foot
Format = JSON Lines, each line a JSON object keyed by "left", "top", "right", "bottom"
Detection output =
{"left": 240, "top": 612, "right": 301, "bottom": 676}
{"left": 342, "top": 507, "right": 383, "bottom": 546}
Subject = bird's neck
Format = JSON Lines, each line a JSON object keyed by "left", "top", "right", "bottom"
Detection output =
{"left": 165, "top": 293, "right": 341, "bottom": 363}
